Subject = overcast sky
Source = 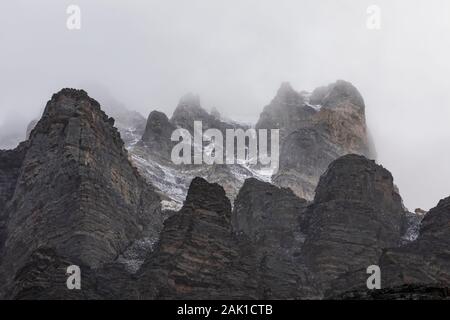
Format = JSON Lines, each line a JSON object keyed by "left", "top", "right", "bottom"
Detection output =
{"left": 1, "top": 0, "right": 449, "bottom": 211}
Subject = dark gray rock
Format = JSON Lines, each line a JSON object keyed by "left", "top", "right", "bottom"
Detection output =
{"left": 232, "top": 178, "right": 320, "bottom": 299}
{"left": 380, "top": 195, "right": 450, "bottom": 287}
{"left": 4, "top": 247, "right": 139, "bottom": 300}
{"left": 301, "top": 154, "right": 405, "bottom": 295}
{"left": 130, "top": 94, "right": 254, "bottom": 207}
{"left": 141, "top": 110, "right": 176, "bottom": 159}
{"left": 138, "top": 177, "right": 259, "bottom": 299}
{"left": 0, "top": 88, "right": 163, "bottom": 298}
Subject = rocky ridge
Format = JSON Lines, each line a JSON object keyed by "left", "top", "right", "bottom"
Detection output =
{"left": 256, "top": 80, "right": 374, "bottom": 200}
{"left": 0, "top": 86, "right": 447, "bottom": 300}
{"left": 0, "top": 89, "right": 162, "bottom": 298}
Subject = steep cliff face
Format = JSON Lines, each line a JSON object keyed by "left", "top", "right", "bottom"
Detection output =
{"left": 0, "top": 144, "right": 27, "bottom": 213}
{"left": 256, "top": 82, "right": 313, "bottom": 140}
{"left": 232, "top": 178, "right": 320, "bottom": 298}
{"left": 138, "top": 177, "right": 259, "bottom": 299}
{"left": 130, "top": 94, "right": 266, "bottom": 209}
{"left": 228, "top": 155, "right": 409, "bottom": 298}
{"left": 301, "top": 154, "right": 405, "bottom": 295}
{"left": 257, "top": 80, "right": 374, "bottom": 200}
{"left": 130, "top": 80, "right": 374, "bottom": 207}
{"left": 141, "top": 110, "right": 176, "bottom": 160}
{"left": 0, "top": 89, "right": 162, "bottom": 298}
{"left": 380, "top": 195, "right": 450, "bottom": 287}
{"left": 0, "top": 144, "right": 28, "bottom": 263}
{"left": 0, "top": 86, "right": 447, "bottom": 300}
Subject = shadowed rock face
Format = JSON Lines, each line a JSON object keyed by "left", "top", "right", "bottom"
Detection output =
{"left": 301, "top": 154, "right": 405, "bottom": 295}
{"left": 380, "top": 195, "right": 450, "bottom": 287}
{"left": 0, "top": 87, "right": 448, "bottom": 300}
{"left": 0, "top": 89, "right": 162, "bottom": 299}
{"left": 232, "top": 178, "right": 321, "bottom": 299}
{"left": 141, "top": 111, "right": 176, "bottom": 160}
{"left": 170, "top": 93, "right": 247, "bottom": 134}
{"left": 131, "top": 93, "right": 256, "bottom": 207}
{"left": 256, "top": 82, "right": 313, "bottom": 140}
{"left": 3, "top": 247, "right": 139, "bottom": 300}
{"left": 133, "top": 80, "right": 374, "bottom": 207}
{"left": 138, "top": 177, "right": 259, "bottom": 299}
{"left": 0, "top": 144, "right": 28, "bottom": 263}
{"left": 257, "top": 80, "right": 374, "bottom": 200}
{"left": 138, "top": 177, "right": 321, "bottom": 299}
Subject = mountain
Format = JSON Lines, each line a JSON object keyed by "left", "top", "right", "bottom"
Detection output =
{"left": 0, "top": 87, "right": 447, "bottom": 300}
{"left": 0, "top": 89, "right": 162, "bottom": 299}
{"left": 232, "top": 178, "right": 321, "bottom": 298}
{"left": 256, "top": 80, "right": 375, "bottom": 200}
{"left": 129, "top": 94, "right": 267, "bottom": 210}
{"left": 380, "top": 195, "right": 450, "bottom": 286}
{"left": 137, "top": 177, "right": 259, "bottom": 299}
{"left": 333, "top": 195, "right": 450, "bottom": 299}
{"left": 130, "top": 81, "right": 375, "bottom": 210}
{"left": 136, "top": 154, "right": 447, "bottom": 299}
{"left": 302, "top": 154, "right": 405, "bottom": 295}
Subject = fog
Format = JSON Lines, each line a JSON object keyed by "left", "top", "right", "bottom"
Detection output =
{"left": 1, "top": 0, "right": 449, "bottom": 211}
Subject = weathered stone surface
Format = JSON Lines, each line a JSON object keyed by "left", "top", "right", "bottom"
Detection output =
{"left": 301, "top": 154, "right": 405, "bottom": 295}
{"left": 4, "top": 247, "right": 139, "bottom": 300}
{"left": 380, "top": 195, "right": 450, "bottom": 287}
{"left": 232, "top": 178, "right": 320, "bottom": 299}
{"left": 0, "top": 86, "right": 448, "bottom": 300}
{"left": 256, "top": 82, "right": 312, "bottom": 141}
{"left": 131, "top": 80, "right": 374, "bottom": 208}
{"left": 130, "top": 93, "right": 256, "bottom": 208}
{"left": 257, "top": 80, "right": 374, "bottom": 200}
{"left": 0, "top": 143, "right": 28, "bottom": 265}
{"left": 138, "top": 177, "right": 258, "bottom": 299}
{"left": 170, "top": 93, "right": 246, "bottom": 135}
{"left": 0, "top": 89, "right": 162, "bottom": 298}
{"left": 141, "top": 110, "right": 176, "bottom": 160}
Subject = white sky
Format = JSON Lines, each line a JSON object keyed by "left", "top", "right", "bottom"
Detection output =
{"left": 1, "top": 0, "right": 449, "bottom": 210}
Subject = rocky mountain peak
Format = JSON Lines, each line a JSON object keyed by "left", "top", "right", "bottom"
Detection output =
{"left": 232, "top": 177, "right": 308, "bottom": 245}
{"left": 43, "top": 88, "right": 102, "bottom": 117}
{"left": 143, "top": 111, "right": 172, "bottom": 136}
{"left": 302, "top": 154, "right": 405, "bottom": 295}
{"left": 378, "top": 194, "right": 450, "bottom": 290}
{"left": 311, "top": 80, "right": 365, "bottom": 109}
{"left": 273, "top": 81, "right": 304, "bottom": 107}
{"left": 314, "top": 154, "right": 403, "bottom": 212}
{"left": 141, "top": 110, "right": 175, "bottom": 159}
{"left": 170, "top": 93, "right": 211, "bottom": 130}
{"left": 0, "top": 89, "right": 163, "bottom": 298}
{"left": 30, "top": 88, "right": 123, "bottom": 151}
{"left": 418, "top": 196, "right": 450, "bottom": 242}
{"left": 184, "top": 177, "right": 232, "bottom": 219}
{"left": 256, "top": 80, "right": 374, "bottom": 200}
{"left": 137, "top": 177, "right": 257, "bottom": 299}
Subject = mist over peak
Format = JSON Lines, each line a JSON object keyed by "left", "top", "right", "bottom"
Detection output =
{"left": 1, "top": 0, "right": 450, "bottom": 210}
